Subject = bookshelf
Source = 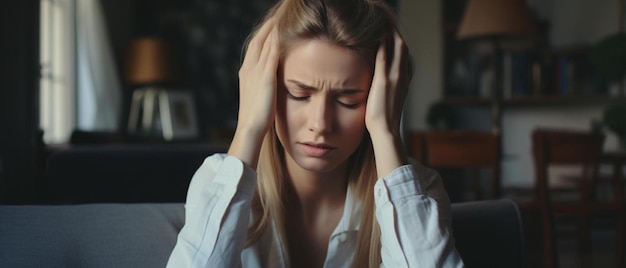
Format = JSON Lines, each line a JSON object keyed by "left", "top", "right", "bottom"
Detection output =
{"left": 442, "top": 1, "right": 624, "bottom": 111}
{"left": 443, "top": 95, "right": 626, "bottom": 107}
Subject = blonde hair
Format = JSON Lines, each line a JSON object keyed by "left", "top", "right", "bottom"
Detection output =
{"left": 245, "top": 1, "right": 402, "bottom": 267}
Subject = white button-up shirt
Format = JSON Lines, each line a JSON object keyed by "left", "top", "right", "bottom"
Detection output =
{"left": 167, "top": 154, "right": 464, "bottom": 267}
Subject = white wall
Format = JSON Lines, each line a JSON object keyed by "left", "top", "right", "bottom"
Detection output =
{"left": 398, "top": 0, "right": 442, "bottom": 131}
{"left": 502, "top": 106, "right": 620, "bottom": 187}
{"left": 399, "top": 0, "right": 622, "bottom": 187}
{"left": 549, "top": 0, "right": 620, "bottom": 47}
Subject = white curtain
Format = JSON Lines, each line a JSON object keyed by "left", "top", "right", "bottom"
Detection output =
{"left": 76, "top": 0, "right": 121, "bottom": 131}
{"left": 39, "top": 0, "right": 76, "bottom": 144}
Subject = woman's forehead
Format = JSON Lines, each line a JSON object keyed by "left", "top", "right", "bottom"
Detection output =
{"left": 283, "top": 37, "right": 373, "bottom": 62}
{"left": 281, "top": 39, "right": 373, "bottom": 86}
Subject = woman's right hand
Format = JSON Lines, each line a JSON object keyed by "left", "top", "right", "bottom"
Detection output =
{"left": 228, "top": 18, "right": 279, "bottom": 169}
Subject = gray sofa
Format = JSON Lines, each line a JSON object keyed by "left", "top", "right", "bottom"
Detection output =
{"left": 1, "top": 146, "right": 524, "bottom": 267}
{"left": 0, "top": 199, "right": 523, "bottom": 268}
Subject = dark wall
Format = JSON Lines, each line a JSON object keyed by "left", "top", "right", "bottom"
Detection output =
{"left": 0, "top": 0, "right": 41, "bottom": 204}
{"left": 100, "top": 0, "right": 133, "bottom": 74}
{"left": 111, "top": 0, "right": 398, "bottom": 140}
{"left": 118, "top": 0, "right": 276, "bottom": 139}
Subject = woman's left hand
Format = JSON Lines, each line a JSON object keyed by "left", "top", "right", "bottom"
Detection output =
{"left": 366, "top": 30, "right": 410, "bottom": 137}
{"left": 366, "top": 30, "right": 411, "bottom": 177}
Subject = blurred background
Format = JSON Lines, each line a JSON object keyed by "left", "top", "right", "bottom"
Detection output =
{"left": 1, "top": 0, "right": 626, "bottom": 267}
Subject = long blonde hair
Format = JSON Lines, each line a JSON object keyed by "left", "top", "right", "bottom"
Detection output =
{"left": 245, "top": 1, "right": 401, "bottom": 267}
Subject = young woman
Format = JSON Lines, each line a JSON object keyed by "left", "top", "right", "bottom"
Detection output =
{"left": 167, "top": 0, "right": 463, "bottom": 267}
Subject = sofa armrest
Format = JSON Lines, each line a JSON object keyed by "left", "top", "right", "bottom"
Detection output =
{"left": 451, "top": 199, "right": 524, "bottom": 268}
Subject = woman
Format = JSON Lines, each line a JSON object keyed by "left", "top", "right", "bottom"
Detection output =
{"left": 167, "top": 0, "right": 463, "bottom": 267}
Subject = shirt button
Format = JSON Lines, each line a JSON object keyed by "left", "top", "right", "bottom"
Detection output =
{"left": 377, "top": 187, "right": 382, "bottom": 197}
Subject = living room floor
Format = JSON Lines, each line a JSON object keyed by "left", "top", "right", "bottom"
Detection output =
{"left": 523, "top": 216, "right": 621, "bottom": 268}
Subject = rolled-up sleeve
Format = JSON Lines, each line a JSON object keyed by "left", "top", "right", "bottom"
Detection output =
{"left": 375, "top": 165, "right": 464, "bottom": 268}
{"left": 167, "top": 154, "right": 257, "bottom": 268}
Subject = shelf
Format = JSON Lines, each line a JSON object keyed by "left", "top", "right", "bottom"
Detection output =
{"left": 442, "top": 95, "right": 626, "bottom": 107}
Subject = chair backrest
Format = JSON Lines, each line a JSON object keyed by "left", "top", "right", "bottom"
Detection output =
{"left": 531, "top": 128, "right": 605, "bottom": 202}
{"left": 411, "top": 130, "right": 500, "bottom": 167}
{"left": 532, "top": 129, "right": 604, "bottom": 166}
{"left": 409, "top": 130, "right": 501, "bottom": 199}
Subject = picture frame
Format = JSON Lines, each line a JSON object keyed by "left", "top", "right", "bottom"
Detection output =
{"left": 159, "top": 90, "right": 199, "bottom": 141}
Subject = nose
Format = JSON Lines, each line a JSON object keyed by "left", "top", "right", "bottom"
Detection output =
{"left": 308, "top": 97, "right": 333, "bottom": 135}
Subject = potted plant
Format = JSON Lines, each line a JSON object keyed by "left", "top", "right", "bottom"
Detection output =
{"left": 603, "top": 103, "right": 626, "bottom": 150}
{"left": 590, "top": 33, "right": 626, "bottom": 150}
{"left": 426, "top": 102, "right": 458, "bottom": 130}
{"left": 588, "top": 33, "right": 626, "bottom": 84}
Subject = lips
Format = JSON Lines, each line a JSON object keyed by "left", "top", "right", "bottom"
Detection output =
{"left": 299, "top": 142, "right": 336, "bottom": 157}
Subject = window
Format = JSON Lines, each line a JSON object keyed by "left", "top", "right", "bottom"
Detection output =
{"left": 40, "top": 0, "right": 122, "bottom": 144}
{"left": 39, "top": 0, "right": 76, "bottom": 144}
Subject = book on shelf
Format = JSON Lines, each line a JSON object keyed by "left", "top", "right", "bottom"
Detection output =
{"left": 499, "top": 48, "right": 608, "bottom": 99}
{"left": 502, "top": 52, "right": 512, "bottom": 99}
{"left": 511, "top": 51, "right": 531, "bottom": 97}
{"left": 499, "top": 50, "right": 532, "bottom": 98}
{"left": 445, "top": 47, "right": 610, "bottom": 101}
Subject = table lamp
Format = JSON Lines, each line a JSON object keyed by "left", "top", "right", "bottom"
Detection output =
{"left": 457, "top": 0, "right": 536, "bottom": 135}
{"left": 123, "top": 37, "right": 193, "bottom": 141}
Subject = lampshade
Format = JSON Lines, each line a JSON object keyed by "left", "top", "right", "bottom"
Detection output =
{"left": 123, "top": 37, "right": 176, "bottom": 85}
{"left": 457, "top": 0, "right": 536, "bottom": 40}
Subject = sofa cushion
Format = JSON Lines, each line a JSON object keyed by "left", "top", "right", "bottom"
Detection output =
{"left": 0, "top": 203, "right": 184, "bottom": 268}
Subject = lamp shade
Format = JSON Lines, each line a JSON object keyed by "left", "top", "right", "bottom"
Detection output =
{"left": 123, "top": 37, "right": 176, "bottom": 85}
{"left": 457, "top": 0, "right": 536, "bottom": 40}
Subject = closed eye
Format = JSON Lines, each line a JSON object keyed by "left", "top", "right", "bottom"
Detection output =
{"left": 287, "top": 91, "right": 309, "bottom": 101}
{"left": 289, "top": 92, "right": 360, "bottom": 108}
{"left": 337, "top": 101, "right": 360, "bottom": 109}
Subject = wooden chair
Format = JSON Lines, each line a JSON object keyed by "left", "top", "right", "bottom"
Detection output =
{"left": 530, "top": 129, "right": 624, "bottom": 268}
{"left": 409, "top": 130, "right": 501, "bottom": 200}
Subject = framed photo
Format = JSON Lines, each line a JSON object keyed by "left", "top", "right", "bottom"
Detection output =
{"left": 159, "top": 90, "right": 199, "bottom": 141}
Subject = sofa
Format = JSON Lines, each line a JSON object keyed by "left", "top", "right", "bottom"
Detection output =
{"left": 0, "top": 200, "right": 523, "bottom": 268}
{"left": 0, "top": 146, "right": 525, "bottom": 267}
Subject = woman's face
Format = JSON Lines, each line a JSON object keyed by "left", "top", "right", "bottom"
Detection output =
{"left": 276, "top": 39, "right": 372, "bottom": 174}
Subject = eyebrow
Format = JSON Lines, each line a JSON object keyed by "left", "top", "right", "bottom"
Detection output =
{"left": 287, "top": 79, "right": 364, "bottom": 95}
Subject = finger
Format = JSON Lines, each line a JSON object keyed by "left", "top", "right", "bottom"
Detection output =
{"left": 372, "top": 40, "right": 387, "bottom": 91}
{"left": 397, "top": 32, "right": 409, "bottom": 78}
{"left": 391, "top": 31, "right": 410, "bottom": 118}
{"left": 244, "top": 17, "right": 275, "bottom": 63}
{"left": 388, "top": 30, "right": 407, "bottom": 83}
{"left": 259, "top": 26, "right": 276, "bottom": 67}
{"left": 263, "top": 28, "right": 280, "bottom": 75}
